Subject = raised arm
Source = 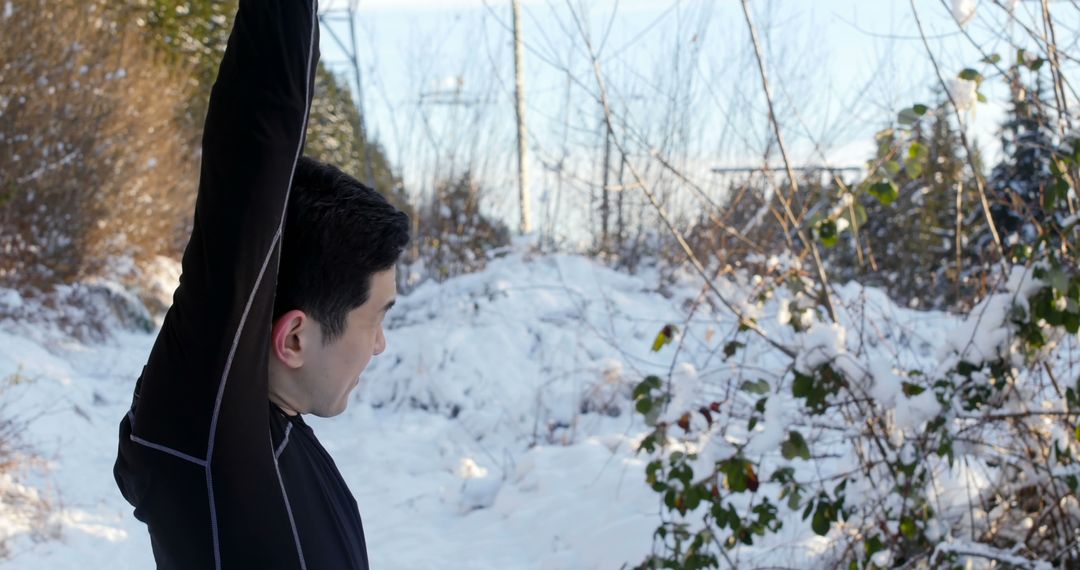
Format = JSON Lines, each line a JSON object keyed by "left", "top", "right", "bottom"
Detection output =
{"left": 136, "top": 0, "right": 318, "bottom": 470}
{"left": 127, "top": 0, "right": 320, "bottom": 566}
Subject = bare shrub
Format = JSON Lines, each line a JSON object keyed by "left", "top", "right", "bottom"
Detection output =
{"left": 0, "top": 369, "right": 55, "bottom": 561}
{"left": 411, "top": 173, "right": 512, "bottom": 283}
{"left": 0, "top": 0, "right": 197, "bottom": 293}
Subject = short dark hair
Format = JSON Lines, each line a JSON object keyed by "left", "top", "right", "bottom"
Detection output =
{"left": 273, "top": 156, "right": 410, "bottom": 343}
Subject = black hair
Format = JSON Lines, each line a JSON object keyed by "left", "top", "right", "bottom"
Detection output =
{"left": 273, "top": 156, "right": 410, "bottom": 343}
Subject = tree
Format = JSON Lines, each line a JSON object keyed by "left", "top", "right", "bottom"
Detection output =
{"left": 304, "top": 64, "right": 407, "bottom": 214}
{"left": 981, "top": 72, "right": 1056, "bottom": 248}
{"left": 134, "top": 0, "right": 238, "bottom": 128}
{"left": 819, "top": 99, "right": 982, "bottom": 309}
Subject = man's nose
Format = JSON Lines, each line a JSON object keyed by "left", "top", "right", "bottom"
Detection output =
{"left": 373, "top": 329, "right": 386, "bottom": 356}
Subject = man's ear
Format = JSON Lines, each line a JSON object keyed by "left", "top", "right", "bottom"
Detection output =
{"left": 271, "top": 309, "right": 309, "bottom": 368}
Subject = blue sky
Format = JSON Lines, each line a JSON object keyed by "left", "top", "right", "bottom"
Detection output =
{"left": 313, "top": 0, "right": 1073, "bottom": 238}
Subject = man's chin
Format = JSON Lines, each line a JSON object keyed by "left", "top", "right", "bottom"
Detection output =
{"left": 313, "top": 384, "right": 359, "bottom": 418}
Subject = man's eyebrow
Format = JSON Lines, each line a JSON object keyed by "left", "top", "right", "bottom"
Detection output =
{"left": 382, "top": 299, "right": 396, "bottom": 313}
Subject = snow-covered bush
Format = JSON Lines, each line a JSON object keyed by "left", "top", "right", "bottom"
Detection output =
{"left": 632, "top": 252, "right": 1078, "bottom": 568}
{"left": 408, "top": 172, "right": 512, "bottom": 284}
{"left": 628, "top": 45, "right": 1080, "bottom": 570}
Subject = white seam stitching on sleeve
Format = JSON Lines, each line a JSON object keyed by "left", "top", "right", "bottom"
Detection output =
{"left": 131, "top": 435, "right": 208, "bottom": 467}
{"left": 274, "top": 423, "right": 294, "bottom": 459}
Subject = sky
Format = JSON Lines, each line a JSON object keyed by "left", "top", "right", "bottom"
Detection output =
{"left": 310, "top": 0, "right": 1077, "bottom": 241}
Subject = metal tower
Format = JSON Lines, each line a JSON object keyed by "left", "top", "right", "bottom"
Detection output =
{"left": 318, "top": 0, "right": 375, "bottom": 189}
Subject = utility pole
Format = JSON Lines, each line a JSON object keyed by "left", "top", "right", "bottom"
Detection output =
{"left": 600, "top": 122, "right": 611, "bottom": 251}
{"left": 511, "top": 0, "right": 532, "bottom": 234}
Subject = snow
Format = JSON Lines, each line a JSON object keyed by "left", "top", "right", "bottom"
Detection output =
{"left": 935, "top": 540, "right": 1054, "bottom": 570}
{"left": 0, "top": 253, "right": 673, "bottom": 569}
{"left": 947, "top": 77, "right": 978, "bottom": 113}
{"left": 795, "top": 322, "right": 846, "bottom": 373}
{"left": 941, "top": 265, "right": 1043, "bottom": 367}
{"left": 0, "top": 289, "right": 22, "bottom": 311}
{"left": 952, "top": 0, "right": 977, "bottom": 27}
{"left": 0, "top": 252, "right": 1069, "bottom": 568}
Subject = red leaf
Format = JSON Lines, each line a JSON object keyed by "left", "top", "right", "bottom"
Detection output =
{"left": 698, "top": 407, "right": 713, "bottom": 427}
{"left": 677, "top": 413, "right": 691, "bottom": 433}
{"left": 746, "top": 463, "right": 760, "bottom": 492}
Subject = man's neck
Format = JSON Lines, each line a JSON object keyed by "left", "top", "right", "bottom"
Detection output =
{"left": 269, "top": 393, "right": 300, "bottom": 417}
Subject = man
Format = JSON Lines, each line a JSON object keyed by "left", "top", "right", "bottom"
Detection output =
{"left": 112, "top": 0, "right": 409, "bottom": 567}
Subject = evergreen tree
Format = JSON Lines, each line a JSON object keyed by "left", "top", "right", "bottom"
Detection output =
{"left": 130, "top": 2, "right": 407, "bottom": 213}
{"left": 823, "top": 99, "right": 979, "bottom": 308}
{"left": 982, "top": 73, "right": 1056, "bottom": 248}
{"left": 133, "top": 0, "right": 238, "bottom": 128}
{"left": 305, "top": 64, "right": 409, "bottom": 215}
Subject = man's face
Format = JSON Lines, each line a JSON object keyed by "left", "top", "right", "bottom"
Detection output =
{"left": 270, "top": 268, "right": 397, "bottom": 417}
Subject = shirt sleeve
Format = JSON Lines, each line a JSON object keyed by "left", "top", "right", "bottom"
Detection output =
{"left": 127, "top": 0, "right": 320, "bottom": 567}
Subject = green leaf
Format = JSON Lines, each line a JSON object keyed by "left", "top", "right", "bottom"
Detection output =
{"left": 981, "top": 53, "right": 1001, "bottom": 64}
{"left": 908, "top": 142, "right": 928, "bottom": 160}
{"left": 1075, "top": 423, "right": 1080, "bottom": 443}
{"left": 884, "top": 160, "right": 902, "bottom": 176}
{"left": 847, "top": 203, "right": 868, "bottom": 227}
{"left": 818, "top": 219, "right": 839, "bottom": 248}
{"left": 958, "top": 68, "right": 983, "bottom": 82}
{"left": 905, "top": 161, "right": 923, "bottom": 179}
{"left": 721, "top": 459, "right": 749, "bottom": 493}
{"left": 633, "top": 376, "right": 660, "bottom": 399}
{"left": 636, "top": 398, "right": 653, "bottom": 415}
{"left": 868, "top": 181, "right": 899, "bottom": 206}
{"left": 781, "top": 430, "right": 811, "bottom": 460}
{"left": 739, "top": 379, "right": 770, "bottom": 395}
{"left": 1048, "top": 268, "right": 1071, "bottom": 294}
{"left": 906, "top": 142, "right": 928, "bottom": 175}
{"left": 912, "top": 103, "right": 929, "bottom": 115}
{"left": 897, "top": 107, "right": 920, "bottom": 126}
{"left": 901, "top": 382, "right": 926, "bottom": 396}
{"left": 1065, "top": 312, "right": 1079, "bottom": 334}
{"left": 899, "top": 517, "right": 917, "bottom": 539}
{"left": 786, "top": 489, "right": 801, "bottom": 510}
{"left": 685, "top": 486, "right": 702, "bottom": 511}
{"left": 723, "top": 340, "right": 745, "bottom": 360}
{"left": 977, "top": 91, "right": 987, "bottom": 103}
{"left": 792, "top": 372, "right": 813, "bottom": 398}
{"left": 811, "top": 503, "right": 831, "bottom": 536}
{"left": 651, "top": 325, "right": 676, "bottom": 352}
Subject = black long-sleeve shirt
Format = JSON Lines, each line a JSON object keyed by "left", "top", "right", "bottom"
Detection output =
{"left": 112, "top": 0, "right": 369, "bottom": 567}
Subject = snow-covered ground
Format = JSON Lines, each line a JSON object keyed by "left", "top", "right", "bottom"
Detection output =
{"left": 0, "top": 252, "right": 700, "bottom": 569}
{"left": 0, "top": 251, "right": 1061, "bottom": 569}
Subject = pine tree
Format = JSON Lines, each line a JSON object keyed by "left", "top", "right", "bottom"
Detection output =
{"left": 305, "top": 65, "right": 408, "bottom": 214}
{"left": 982, "top": 72, "right": 1056, "bottom": 247}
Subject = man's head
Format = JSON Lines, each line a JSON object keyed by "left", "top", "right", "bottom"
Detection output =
{"left": 269, "top": 156, "right": 410, "bottom": 418}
